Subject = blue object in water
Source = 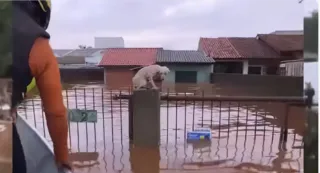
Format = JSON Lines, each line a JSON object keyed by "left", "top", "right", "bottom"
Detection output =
{"left": 187, "top": 128, "right": 212, "bottom": 140}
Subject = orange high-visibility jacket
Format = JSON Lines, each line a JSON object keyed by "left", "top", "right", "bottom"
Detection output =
{"left": 29, "top": 37, "right": 68, "bottom": 164}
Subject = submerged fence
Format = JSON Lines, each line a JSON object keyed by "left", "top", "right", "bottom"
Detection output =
{"left": 17, "top": 87, "right": 305, "bottom": 172}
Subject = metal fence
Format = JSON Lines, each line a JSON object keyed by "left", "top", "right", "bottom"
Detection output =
{"left": 17, "top": 87, "right": 305, "bottom": 173}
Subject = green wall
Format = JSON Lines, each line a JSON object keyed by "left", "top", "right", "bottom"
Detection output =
{"left": 161, "top": 64, "right": 213, "bottom": 83}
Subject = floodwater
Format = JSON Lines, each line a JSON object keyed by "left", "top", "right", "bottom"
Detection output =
{"left": 17, "top": 85, "right": 305, "bottom": 173}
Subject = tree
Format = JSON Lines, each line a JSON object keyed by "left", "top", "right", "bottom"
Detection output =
{"left": 0, "top": 2, "right": 12, "bottom": 77}
{"left": 304, "top": 10, "right": 318, "bottom": 54}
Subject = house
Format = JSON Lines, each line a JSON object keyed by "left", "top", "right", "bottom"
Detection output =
{"left": 99, "top": 48, "right": 161, "bottom": 89}
{"left": 198, "top": 37, "right": 281, "bottom": 75}
{"left": 54, "top": 48, "right": 105, "bottom": 82}
{"left": 279, "top": 59, "right": 303, "bottom": 77}
{"left": 269, "top": 30, "right": 303, "bottom": 35}
{"left": 57, "top": 56, "right": 86, "bottom": 65}
{"left": 53, "top": 49, "right": 74, "bottom": 58}
{"left": 280, "top": 52, "right": 319, "bottom": 103}
{"left": 156, "top": 50, "right": 215, "bottom": 84}
{"left": 62, "top": 48, "right": 106, "bottom": 65}
{"left": 256, "top": 34, "right": 304, "bottom": 59}
{"left": 58, "top": 64, "right": 104, "bottom": 83}
{"left": 280, "top": 51, "right": 318, "bottom": 77}
{"left": 198, "top": 34, "right": 303, "bottom": 75}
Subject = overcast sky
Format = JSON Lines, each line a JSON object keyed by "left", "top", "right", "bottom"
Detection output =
{"left": 47, "top": 0, "right": 318, "bottom": 50}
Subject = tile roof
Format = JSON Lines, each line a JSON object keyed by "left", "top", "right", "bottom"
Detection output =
{"left": 64, "top": 48, "right": 106, "bottom": 57}
{"left": 198, "top": 37, "right": 280, "bottom": 59}
{"left": 198, "top": 37, "right": 241, "bottom": 59}
{"left": 59, "top": 64, "right": 102, "bottom": 69}
{"left": 257, "top": 34, "right": 304, "bottom": 52}
{"left": 227, "top": 37, "right": 280, "bottom": 58}
{"left": 99, "top": 48, "right": 161, "bottom": 66}
{"left": 270, "top": 30, "right": 303, "bottom": 35}
{"left": 156, "top": 50, "right": 215, "bottom": 63}
{"left": 53, "top": 49, "right": 74, "bottom": 57}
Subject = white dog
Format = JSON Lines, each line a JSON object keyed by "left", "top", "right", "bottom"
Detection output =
{"left": 132, "top": 65, "right": 170, "bottom": 90}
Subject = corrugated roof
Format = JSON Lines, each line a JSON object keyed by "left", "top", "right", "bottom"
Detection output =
{"left": 156, "top": 50, "right": 214, "bottom": 63}
{"left": 99, "top": 48, "right": 161, "bottom": 66}
{"left": 64, "top": 48, "right": 106, "bottom": 57}
{"left": 57, "top": 56, "right": 85, "bottom": 64}
{"left": 257, "top": 34, "right": 304, "bottom": 52}
{"left": 53, "top": 49, "right": 74, "bottom": 57}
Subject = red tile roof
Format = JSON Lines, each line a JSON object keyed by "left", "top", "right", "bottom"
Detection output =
{"left": 99, "top": 48, "right": 161, "bottom": 66}
{"left": 198, "top": 37, "right": 241, "bottom": 58}
{"left": 228, "top": 37, "right": 280, "bottom": 58}
{"left": 198, "top": 37, "right": 280, "bottom": 59}
{"left": 257, "top": 34, "right": 304, "bottom": 52}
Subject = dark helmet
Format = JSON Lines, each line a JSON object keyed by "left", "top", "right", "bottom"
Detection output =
{"left": 15, "top": 0, "right": 52, "bottom": 30}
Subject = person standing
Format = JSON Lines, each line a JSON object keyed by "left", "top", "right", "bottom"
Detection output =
{"left": 0, "top": 1, "right": 72, "bottom": 172}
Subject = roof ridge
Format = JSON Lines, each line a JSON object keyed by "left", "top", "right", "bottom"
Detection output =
{"left": 225, "top": 38, "right": 242, "bottom": 57}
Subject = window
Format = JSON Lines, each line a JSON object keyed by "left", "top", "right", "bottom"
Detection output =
{"left": 214, "top": 62, "right": 243, "bottom": 73}
{"left": 175, "top": 71, "right": 197, "bottom": 83}
{"left": 248, "top": 65, "right": 265, "bottom": 75}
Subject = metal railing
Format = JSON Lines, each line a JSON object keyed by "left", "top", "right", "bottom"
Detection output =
{"left": 17, "top": 87, "right": 305, "bottom": 172}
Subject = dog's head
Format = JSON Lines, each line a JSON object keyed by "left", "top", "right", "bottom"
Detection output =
{"left": 156, "top": 66, "right": 170, "bottom": 81}
{"left": 160, "top": 66, "right": 170, "bottom": 74}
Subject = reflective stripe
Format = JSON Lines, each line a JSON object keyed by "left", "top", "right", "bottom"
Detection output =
{"left": 37, "top": 0, "right": 51, "bottom": 12}
{"left": 26, "top": 78, "right": 36, "bottom": 93}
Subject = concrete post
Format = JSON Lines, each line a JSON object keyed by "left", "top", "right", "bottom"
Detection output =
{"left": 131, "top": 89, "right": 160, "bottom": 147}
{"left": 130, "top": 145, "right": 160, "bottom": 173}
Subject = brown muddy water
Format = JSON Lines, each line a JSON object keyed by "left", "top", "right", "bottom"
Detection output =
{"left": 17, "top": 85, "right": 305, "bottom": 173}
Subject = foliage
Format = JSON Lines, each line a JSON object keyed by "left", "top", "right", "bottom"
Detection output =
{"left": 0, "top": 1, "right": 12, "bottom": 77}
{"left": 304, "top": 108, "right": 318, "bottom": 173}
{"left": 304, "top": 10, "right": 318, "bottom": 54}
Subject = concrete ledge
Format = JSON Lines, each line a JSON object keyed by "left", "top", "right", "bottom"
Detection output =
{"left": 16, "top": 116, "right": 66, "bottom": 173}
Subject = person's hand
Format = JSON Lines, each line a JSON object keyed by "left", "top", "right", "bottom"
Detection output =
{"left": 56, "top": 160, "right": 73, "bottom": 172}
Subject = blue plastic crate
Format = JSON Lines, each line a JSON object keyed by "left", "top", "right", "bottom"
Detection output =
{"left": 187, "top": 128, "right": 212, "bottom": 140}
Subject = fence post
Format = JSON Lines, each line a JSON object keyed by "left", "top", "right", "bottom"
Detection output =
{"left": 130, "top": 145, "right": 160, "bottom": 173}
{"left": 131, "top": 89, "right": 160, "bottom": 147}
{"left": 128, "top": 97, "right": 133, "bottom": 142}
{"left": 283, "top": 104, "right": 289, "bottom": 142}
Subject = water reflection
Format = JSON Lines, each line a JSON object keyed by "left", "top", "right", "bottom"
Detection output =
{"left": 18, "top": 88, "right": 304, "bottom": 173}
{"left": 70, "top": 152, "right": 99, "bottom": 168}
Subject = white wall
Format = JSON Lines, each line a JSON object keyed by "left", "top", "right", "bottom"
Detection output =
{"left": 94, "top": 37, "right": 125, "bottom": 48}
{"left": 242, "top": 60, "right": 249, "bottom": 74}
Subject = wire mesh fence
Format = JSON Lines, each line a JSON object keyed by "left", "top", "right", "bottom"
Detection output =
{"left": 17, "top": 87, "right": 304, "bottom": 173}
